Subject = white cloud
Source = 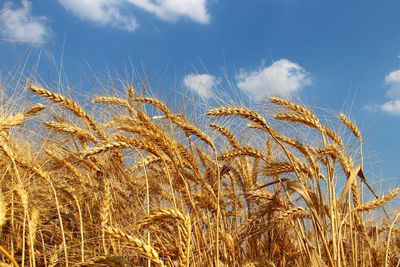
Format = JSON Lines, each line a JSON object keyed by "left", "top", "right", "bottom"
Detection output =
{"left": 380, "top": 69, "right": 400, "bottom": 115}
{"left": 58, "top": 0, "right": 211, "bottom": 31}
{"left": 58, "top": 0, "right": 138, "bottom": 31}
{"left": 384, "top": 69, "right": 400, "bottom": 99}
{"left": 127, "top": 0, "right": 210, "bottom": 24}
{"left": 380, "top": 100, "right": 400, "bottom": 115}
{"left": 0, "top": 0, "right": 50, "bottom": 43}
{"left": 237, "top": 59, "right": 312, "bottom": 100}
{"left": 183, "top": 73, "right": 218, "bottom": 99}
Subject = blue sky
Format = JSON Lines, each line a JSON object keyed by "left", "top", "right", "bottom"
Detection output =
{"left": 0, "top": 0, "right": 399, "bottom": 188}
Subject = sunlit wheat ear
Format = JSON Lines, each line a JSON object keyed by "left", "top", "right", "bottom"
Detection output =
{"left": 193, "top": 192, "right": 218, "bottom": 212}
{"left": 339, "top": 113, "right": 362, "bottom": 142}
{"left": 134, "top": 109, "right": 178, "bottom": 152}
{"left": 322, "top": 126, "right": 344, "bottom": 146}
{"left": 115, "top": 135, "right": 161, "bottom": 156}
{"left": 128, "top": 84, "right": 135, "bottom": 105}
{"left": 133, "top": 96, "right": 171, "bottom": 116}
{"left": 44, "top": 121, "right": 98, "bottom": 143}
{"left": 93, "top": 96, "right": 135, "bottom": 114}
{"left": 273, "top": 113, "right": 322, "bottom": 129}
{"left": 275, "top": 134, "right": 321, "bottom": 176}
{"left": 269, "top": 97, "right": 344, "bottom": 150}
{"left": 264, "top": 161, "right": 294, "bottom": 176}
{"left": 101, "top": 180, "right": 112, "bottom": 254}
{"left": 351, "top": 181, "right": 360, "bottom": 206}
{"left": 81, "top": 141, "right": 131, "bottom": 158}
{"left": 101, "top": 181, "right": 112, "bottom": 228}
{"left": 28, "top": 84, "right": 85, "bottom": 118}
{"left": 207, "top": 107, "right": 269, "bottom": 129}
{"left": 16, "top": 185, "right": 28, "bottom": 213}
{"left": 219, "top": 230, "right": 235, "bottom": 256}
{"left": 25, "top": 103, "right": 46, "bottom": 117}
{"left": 265, "top": 139, "right": 274, "bottom": 160}
{"left": 218, "top": 146, "right": 264, "bottom": 161}
{"left": 134, "top": 208, "right": 187, "bottom": 229}
{"left": 269, "top": 97, "right": 319, "bottom": 121}
{"left": 291, "top": 156, "right": 314, "bottom": 178}
{"left": 0, "top": 104, "right": 45, "bottom": 131}
{"left": 28, "top": 84, "right": 106, "bottom": 140}
{"left": 131, "top": 155, "right": 162, "bottom": 173}
{"left": 44, "top": 149, "right": 86, "bottom": 185}
{"left": 0, "top": 113, "right": 26, "bottom": 131}
{"left": 177, "top": 142, "right": 200, "bottom": 172}
{"left": 104, "top": 226, "right": 166, "bottom": 267}
{"left": 0, "top": 190, "right": 7, "bottom": 228}
{"left": 210, "top": 123, "right": 240, "bottom": 149}
{"left": 316, "top": 145, "right": 353, "bottom": 175}
{"left": 28, "top": 207, "right": 40, "bottom": 264}
{"left": 277, "top": 206, "right": 306, "bottom": 220}
{"left": 353, "top": 188, "right": 400, "bottom": 212}
{"left": 170, "top": 116, "right": 215, "bottom": 149}
{"left": 134, "top": 207, "right": 192, "bottom": 265}
{"left": 335, "top": 148, "right": 354, "bottom": 176}
{"left": 78, "top": 255, "right": 131, "bottom": 266}
{"left": 115, "top": 118, "right": 177, "bottom": 159}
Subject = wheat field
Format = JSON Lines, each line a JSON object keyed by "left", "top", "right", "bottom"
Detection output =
{"left": 0, "top": 82, "right": 398, "bottom": 266}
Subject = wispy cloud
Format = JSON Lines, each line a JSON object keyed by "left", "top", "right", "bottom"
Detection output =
{"left": 58, "top": 0, "right": 211, "bottom": 31}
{"left": 237, "top": 59, "right": 312, "bottom": 100}
{"left": 380, "top": 100, "right": 400, "bottom": 115}
{"left": 127, "top": 0, "right": 210, "bottom": 24}
{"left": 58, "top": 0, "right": 139, "bottom": 31}
{"left": 183, "top": 73, "right": 218, "bottom": 99}
{"left": 379, "top": 69, "right": 400, "bottom": 116}
{"left": 0, "top": 0, "right": 50, "bottom": 44}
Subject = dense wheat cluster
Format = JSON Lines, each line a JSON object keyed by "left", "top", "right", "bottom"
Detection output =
{"left": 0, "top": 83, "right": 398, "bottom": 267}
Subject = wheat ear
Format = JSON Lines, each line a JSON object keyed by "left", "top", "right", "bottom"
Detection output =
{"left": 269, "top": 97, "right": 318, "bottom": 121}
{"left": 353, "top": 188, "right": 400, "bottom": 212}
{"left": 28, "top": 84, "right": 106, "bottom": 140}
{"left": 207, "top": 107, "right": 268, "bottom": 129}
{"left": 44, "top": 121, "right": 97, "bottom": 143}
{"left": 133, "top": 96, "right": 171, "bottom": 116}
{"left": 210, "top": 123, "right": 240, "bottom": 149}
{"left": 274, "top": 113, "right": 322, "bottom": 129}
{"left": 339, "top": 113, "right": 362, "bottom": 141}
{"left": 93, "top": 96, "right": 135, "bottom": 114}
{"left": 104, "top": 226, "right": 165, "bottom": 267}
{"left": 218, "top": 147, "right": 264, "bottom": 161}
